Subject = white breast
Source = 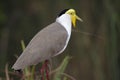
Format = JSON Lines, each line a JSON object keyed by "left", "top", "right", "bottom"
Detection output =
{"left": 55, "top": 14, "right": 72, "bottom": 56}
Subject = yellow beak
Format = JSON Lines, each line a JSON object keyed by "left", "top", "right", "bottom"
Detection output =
{"left": 72, "top": 14, "right": 83, "bottom": 27}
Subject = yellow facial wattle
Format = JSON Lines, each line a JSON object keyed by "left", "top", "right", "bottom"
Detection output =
{"left": 72, "top": 15, "right": 76, "bottom": 27}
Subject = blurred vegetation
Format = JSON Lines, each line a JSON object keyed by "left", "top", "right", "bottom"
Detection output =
{"left": 0, "top": 0, "right": 120, "bottom": 80}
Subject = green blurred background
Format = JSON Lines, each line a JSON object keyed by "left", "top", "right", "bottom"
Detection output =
{"left": 0, "top": 0, "right": 120, "bottom": 80}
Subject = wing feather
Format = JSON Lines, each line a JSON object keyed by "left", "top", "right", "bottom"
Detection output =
{"left": 12, "top": 22, "right": 68, "bottom": 70}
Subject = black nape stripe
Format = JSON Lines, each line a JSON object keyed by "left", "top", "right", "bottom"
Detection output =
{"left": 58, "top": 8, "right": 70, "bottom": 17}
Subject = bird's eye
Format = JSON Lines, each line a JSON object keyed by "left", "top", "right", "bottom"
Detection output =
{"left": 70, "top": 13, "right": 73, "bottom": 15}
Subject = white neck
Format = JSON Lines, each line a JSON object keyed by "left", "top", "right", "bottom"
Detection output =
{"left": 56, "top": 14, "right": 72, "bottom": 36}
{"left": 54, "top": 14, "right": 72, "bottom": 56}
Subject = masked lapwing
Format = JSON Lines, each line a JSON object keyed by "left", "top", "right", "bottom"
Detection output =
{"left": 12, "top": 8, "right": 83, "bottom": 71}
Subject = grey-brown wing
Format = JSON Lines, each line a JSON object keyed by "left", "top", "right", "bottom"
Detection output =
{"left": 12, "top": 22, "right": 68, "bottom": 70}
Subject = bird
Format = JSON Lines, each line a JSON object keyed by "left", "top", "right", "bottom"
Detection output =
{"left": 12, "top": 8, "right": 83, "bottom": 71}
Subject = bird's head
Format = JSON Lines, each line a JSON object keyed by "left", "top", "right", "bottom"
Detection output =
{"left": 58, "top": 9, "right": 83, "bottom": 27}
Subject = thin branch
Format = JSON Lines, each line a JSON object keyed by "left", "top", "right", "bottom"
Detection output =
{"left": 72, "top": 29, "right": 104, "bottom": 40}
{"left": 60, "top": 73, "right": 76, "bottom": 80}
{"left": 5, "top": 64, "right": 10, "bottom": 80}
